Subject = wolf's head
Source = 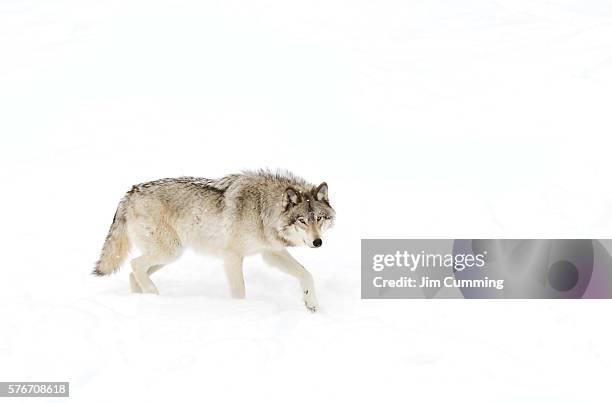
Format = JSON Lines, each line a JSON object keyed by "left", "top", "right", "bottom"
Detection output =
{"left": 280, "top": 182, "right": 335, "bottom": 248}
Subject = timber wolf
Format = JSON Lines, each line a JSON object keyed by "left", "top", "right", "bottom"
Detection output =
{"left": 93, "top": 170, "right": 335, "bottom": 312}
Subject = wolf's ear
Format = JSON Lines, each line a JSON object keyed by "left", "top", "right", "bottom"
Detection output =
{"left": 284, "top": 187, "right": 301, "bottom": 208}
{"left": 315, "top": 182, "right": 328, "bottom": 202}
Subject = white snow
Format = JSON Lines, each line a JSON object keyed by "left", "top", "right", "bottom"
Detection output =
{"left": 1, "top": 0, "right": 612, "bottom": 401}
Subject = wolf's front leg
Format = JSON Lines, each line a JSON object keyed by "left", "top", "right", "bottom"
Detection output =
{"left": 223, "top": 253, "right": 245, "bottom": 299}
{"left": 262, "top": 250, "right": 319, "bottom": 312}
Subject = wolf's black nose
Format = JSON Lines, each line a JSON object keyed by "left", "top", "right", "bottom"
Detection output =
{"left": 313, "top": 238, "right": 322, "bottom": 248}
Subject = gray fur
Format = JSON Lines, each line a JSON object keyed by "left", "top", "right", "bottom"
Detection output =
{"left": 93, "top": 170, "right": 335, "bottom": 312}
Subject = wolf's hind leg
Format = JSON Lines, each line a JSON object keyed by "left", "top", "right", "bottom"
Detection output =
{"left": 223, "top": 253, "right": 245, "bottom": 299}
{"left": 131, "top": 256, "right": 177, "bottom": 294}
{"left": 129, "top": 265, "right": 163, "bottom": 293}
{"left": 131, "top": 255, "right": 161, "bottom": 294}
{"left": 129, "top": 273, "right": 142, "bottom": 293}
{"left": 261, "top": 250, "right": 319, "bottom": 312}
{"left": 148, "top": 264, "right": 166, "bottom": 276}
{"left": 129, "top": 219, "right": 181, "bottom": 294}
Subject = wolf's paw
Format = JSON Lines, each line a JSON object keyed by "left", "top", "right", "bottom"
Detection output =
{"left": 230, "top": 288, "right": 246, "bottom": 299}
{"left": 303, "top": 290, "right": 319, "bottom": 313}
{"left": 305, "top": 302, "right": 319, "bottom": 313}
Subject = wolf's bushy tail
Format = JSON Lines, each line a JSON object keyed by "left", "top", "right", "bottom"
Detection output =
{"left": 93, "top": 199, "right": 130, "bottom": 276}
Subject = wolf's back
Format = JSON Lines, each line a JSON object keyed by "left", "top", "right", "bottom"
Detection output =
{"left": 93, "top": 197, "right": 131, "bottom": 276}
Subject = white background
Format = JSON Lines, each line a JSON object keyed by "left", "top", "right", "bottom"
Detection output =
{"left": 1, "top": 0, "right": 612, "bottom": 401}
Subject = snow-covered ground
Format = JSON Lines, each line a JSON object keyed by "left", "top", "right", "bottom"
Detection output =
{"left": 1, "top": 0, "right": 612, "bottom": 401}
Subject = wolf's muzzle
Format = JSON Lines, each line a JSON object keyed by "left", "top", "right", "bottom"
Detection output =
{"left": 313, "top": 238, "right": 322, "bottom": 248}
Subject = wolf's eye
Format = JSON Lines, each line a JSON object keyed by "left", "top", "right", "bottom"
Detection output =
{"left": 298, "top": 218, "right": 307, "bottom": 224}
{"left": 316, "top": 216, "right": 323, "bottom": 222}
